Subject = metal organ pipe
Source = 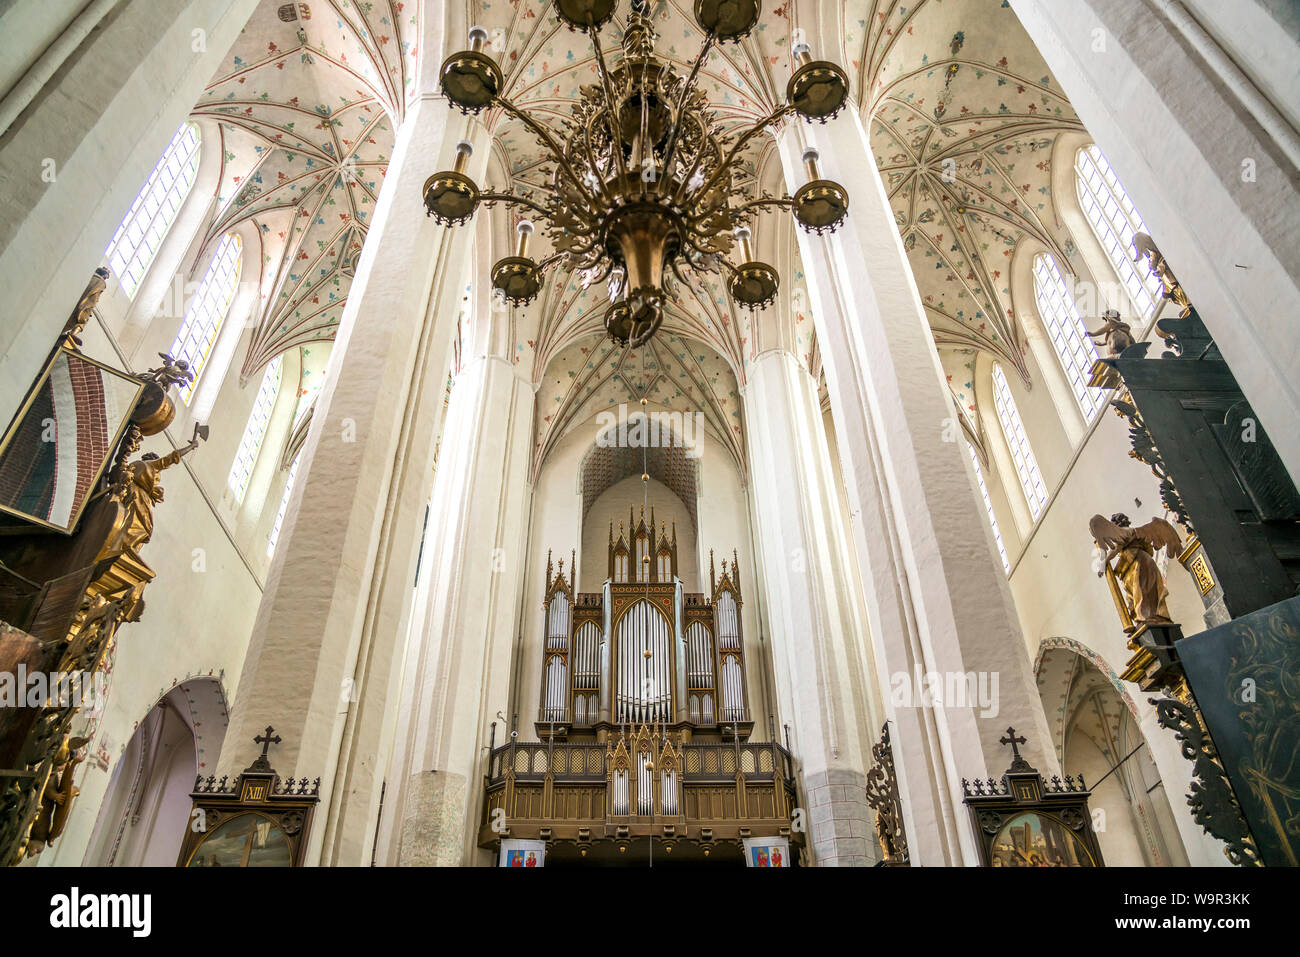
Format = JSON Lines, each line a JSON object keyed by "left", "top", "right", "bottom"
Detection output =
{"left": 721, "top": 655, "right": 744, "bottom": 722}
{"left": 546, "top": 595, "right": 571, "bottom": 650}
{"left": 685, "top": 621, "right": 716, "bottom": 723}
{"left": 542, "top": 594, "right": 571, "bottom": 721}
{"left": 544, "top": 656, "right": 568, "bottom": 722}
{"left": 573, "top": 621, "right": 600, "bottom": 725}
{"left": 637, "top": 749, "right": 654, "bottom": 815}
{"left": 616, "top": 600, "right": 671, "bottom": 724}
{"left": 716, "top": 592, "right": 740, "bottom": 650}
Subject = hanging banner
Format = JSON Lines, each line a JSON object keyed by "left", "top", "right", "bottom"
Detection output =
{"left": 500, "top": 839, "right": 546, "bottom": 868}
{"left": 743, "top": 836, "right": 790, "bottom": 867}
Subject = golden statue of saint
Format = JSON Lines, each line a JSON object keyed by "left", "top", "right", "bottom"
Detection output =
{"left": 108, "top": 424, "right": 205, "bottom": 567}
{"left": 1089, "top": 512, "right": 1183, "bottom": 633}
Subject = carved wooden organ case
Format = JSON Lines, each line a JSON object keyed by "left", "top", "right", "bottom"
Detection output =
{"left": 536, "top": 510, "right": 751, "bottom": 741}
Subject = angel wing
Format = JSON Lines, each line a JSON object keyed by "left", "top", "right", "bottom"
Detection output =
{"left": 1088, "top": 514, "right": 1127, "bottom": 549}
{"left": 1135, "top": 516, "right": 1183, "bottom": 558}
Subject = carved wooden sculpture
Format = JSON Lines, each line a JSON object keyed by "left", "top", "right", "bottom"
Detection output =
{"left": 1089, "top": 512, "right": 1183, "bottom": 633}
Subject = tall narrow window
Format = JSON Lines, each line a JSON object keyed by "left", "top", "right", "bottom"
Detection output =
{"left": 967, "top": 443, "right": 1010, "bottom": 574}
{"left": 227, "top": 356, "right": 283, "bottom": 501}
{"left": 1033, "top": 253, "right": 1104, "bottom": 420}
{"left": 169, "top": 233, "right": 242, "bottom": 402}
{"left": 104, "top": 124, "right": 201, "bottom": 298}
{"left": 1075, "top": 144, "right": 1162, "bottom": 320}
{"left": 267, "top": 455, "right": 300, "bottom": 557}
{"left": 992, "top": 364, "right": 1048, "bottom": 520}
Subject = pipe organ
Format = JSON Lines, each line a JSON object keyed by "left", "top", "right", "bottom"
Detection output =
{"left": 534, "top": 510, "right": 752, "bottom": 740}
{"left": 482, "top": 514, "right": 798, "bottom": 863}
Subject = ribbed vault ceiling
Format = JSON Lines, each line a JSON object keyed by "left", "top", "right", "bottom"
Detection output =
{"left": 188, "top": 0, "right": 1088, "bottom": 471}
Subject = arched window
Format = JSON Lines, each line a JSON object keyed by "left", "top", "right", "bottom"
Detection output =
{"left": 227, "top": 356, "right": 283, "bottom": 501}
{"left": 169, "top": 233, "right": 242, "bottom": 402}
{"left": 267, "top": 455, "right": 300, "bottom": 557}
{"left": 992, "top": 364, "right": 1048, "bottom": 520}
{"left": 1075, "top": 144, "right": 1162, "bottom": 320}
{"left": 967, "top": 443, "right": 1010, "bottom": 574}
{"left": 1032, "top": 253, "right": 1104, "bottom": 420}
{"left": 104, "top": 123, "right": 201, "bottom": 298}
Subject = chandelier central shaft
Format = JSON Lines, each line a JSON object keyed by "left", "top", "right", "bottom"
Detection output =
{"left": 424, "top": 1, "right": 852, "bottom": 345}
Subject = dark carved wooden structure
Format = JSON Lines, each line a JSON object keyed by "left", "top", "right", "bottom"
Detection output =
{"left": 1172, "top": 596, "right": 1300, "bottom": 866}
{"left": 1092, "top": 307, "right": 1300, "bottom": 626}
{"left": 865, "top": 723, "right": 909, "bottom": 865}
{"left": 1090, "top": 279, "right": 1297, "bottom": 866}
{"left": 179, "top": 726, "right": 320, "bottom": 867}
{"left": 962, "top": 728, "right": 1103, "bottom": 867}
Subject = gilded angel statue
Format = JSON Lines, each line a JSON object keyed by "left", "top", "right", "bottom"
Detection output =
{"left": 1089, "top": 512, "right": 1183, "bottom": 633}
{"left": 1087, "top": 309, "right": 1135, "bottom": 357}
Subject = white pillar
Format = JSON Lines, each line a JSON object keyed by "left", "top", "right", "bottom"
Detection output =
{"left": 779, "top": 108, "right": 1059, "bottom": 866}
{"left": 213, "top": 5, "right": 484, "bottom": 866}
{"left": 1009, "top": 0, "right": 1300, "bottom": 479}
{"left": 744, "top": 348, "right": 880, "bottom": 866}
{"left": 383, "top": 345, "right": 535, "bottom": 866}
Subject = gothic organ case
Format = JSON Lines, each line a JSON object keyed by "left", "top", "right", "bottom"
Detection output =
{"left": 482, "top": 512, "right": 793, "bottom": 863}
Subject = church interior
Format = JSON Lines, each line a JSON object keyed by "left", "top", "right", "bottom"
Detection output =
{"left": 0, "top": 0, "right": 1297, "bottom": 871}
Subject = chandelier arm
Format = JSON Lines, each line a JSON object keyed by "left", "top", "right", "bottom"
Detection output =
{"left": 492, "top": 96, "right": 602, "bottom": 209}
{"left": 680, "top": 230, "right": 733, "bottom": 265}
{"left": 536, "top": 252, "right": 568, "bottom": 272}
{"left": 629, "top": 313, "right": 663, "bottom": 348}
{"left": 581, "top": 113, "right": 617, "bottom": 205}
{"left": 712, "top": 257, "right": 741, "bottom": 279}
{"left": 586, "top": 17, "right": 632, "bottom": 185}
{"left": 582, "top": 259, "right": 616, "bottom": 287}
{"left": 658, "top": 33, "right": 716, "bottom": 189}
{"left": 670, "top": 126, "right": 726, "bottom": 206}
{"left": 479, "top": 191, "right": 554, "bottom": 220}
{"left": 697, "top": 104, "right": 797, "bottom": 200}
{"left": 726, "top": 197, "right": 796, "bottom": 221}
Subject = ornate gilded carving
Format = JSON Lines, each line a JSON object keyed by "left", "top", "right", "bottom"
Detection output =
{"left": 0, "top": 289, "right": 210, "bottom": 866}
{"left": 864, "top": 723, "right": 908, "bottom": 865}
{"left": 1132, "top": 232, "right": 1190, "bottom": 312}
{"left": 57, "top": 267, "right": 110, "bottom": 350}
{"left": 1150, "top": 696, "right": 1261, "bottom": 866}
{"left": 100, "top": 423, "right": 207, "bottom": 575}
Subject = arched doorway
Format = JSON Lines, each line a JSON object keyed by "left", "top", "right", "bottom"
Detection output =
{"left": 83, "top": 677, "right": 228, "bottom": 865}
{"left": 1035, "top": 640, "right": 1188, "bottom": 866}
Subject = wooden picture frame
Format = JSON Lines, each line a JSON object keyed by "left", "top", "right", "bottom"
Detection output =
{"left": 0, "top": 347, "right": 143, "bottom": 534}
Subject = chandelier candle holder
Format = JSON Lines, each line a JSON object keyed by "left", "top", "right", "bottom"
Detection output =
{"left": 492, "top": 220, "right": 545, "bottom": 307}
{"left": 792, "top": 148, "right": 849, "bottom": 236}
{"left": 421, "top": 140, "right": 480, "bottom": 227}
{"left": 424, "top": 0, "right": 852, "bottom": 345}
{"left": 728, "top": 227, "right": 779, "bottom": 310}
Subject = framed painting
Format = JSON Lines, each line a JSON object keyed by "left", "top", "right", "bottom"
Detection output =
{"left": 0, "top": 347, "right": 143, "bottom": 533}
{"left": 184, "top": 812, "right": 294, "bottom": 868}
{"left": 988, "top": 811, "right": 1097, "bottom": 867}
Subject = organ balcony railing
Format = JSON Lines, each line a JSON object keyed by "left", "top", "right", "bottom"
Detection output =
{"left": 479, "top": 726, "right": 799, "bottom": 855}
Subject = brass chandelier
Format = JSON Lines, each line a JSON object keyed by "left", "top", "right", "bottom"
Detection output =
{"left": 423, "top": 0, "right": 851, "bottom": 346}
